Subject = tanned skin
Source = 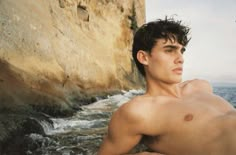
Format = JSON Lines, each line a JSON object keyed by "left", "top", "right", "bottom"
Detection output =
{"left": 98, "top": 38, "right": 235, "bottom": 155}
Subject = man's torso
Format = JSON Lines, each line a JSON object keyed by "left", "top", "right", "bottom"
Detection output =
{"left": 137, "top": 80, "right": 236, "bottom": 155}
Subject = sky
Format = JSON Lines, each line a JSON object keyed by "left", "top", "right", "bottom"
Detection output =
{"left": 145, "top": 0, "right": 236, "bottom": 84}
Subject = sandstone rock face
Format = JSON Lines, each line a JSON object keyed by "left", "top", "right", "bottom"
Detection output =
{"left": 0, "top": 0, "right": 145, "bottom": 110}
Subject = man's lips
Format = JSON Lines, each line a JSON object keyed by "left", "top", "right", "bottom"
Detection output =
{"left": 172, "top": 67, "right": 183, "bottom": 74}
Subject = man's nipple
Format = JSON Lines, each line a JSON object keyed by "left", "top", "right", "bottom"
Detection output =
{"left": 184, "top": 113, "right": 194, "bottom": 121}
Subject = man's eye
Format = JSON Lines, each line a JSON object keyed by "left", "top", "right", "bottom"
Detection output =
{"left": 165, "top": 49, "right": 173, "bottom": 52}
{"left": 181, "top": 48, "right": 186, "bottom": 54}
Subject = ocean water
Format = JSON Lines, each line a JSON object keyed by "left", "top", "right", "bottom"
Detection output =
{"left": 26, "top": 87, "right": 236, "bottom": 155}
{"left": 26, "top": 90, "right": 145, "bottom": 155}
{"left": 213, "top": 86, "right": 236, "bottom": 106}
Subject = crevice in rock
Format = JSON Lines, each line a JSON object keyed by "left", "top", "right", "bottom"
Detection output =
{"left": 58, "top": 0, "right": 66, "bottom": 8}
{"left": 128, "top": 1, "right": 138, "bottom": 34}
{"left": 77, "top": 4, "right": 89, "bottom": 22}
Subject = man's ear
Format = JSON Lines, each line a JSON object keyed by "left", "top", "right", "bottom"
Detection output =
{"left": 137, "top": 50, "right": 149, "bottom": 65}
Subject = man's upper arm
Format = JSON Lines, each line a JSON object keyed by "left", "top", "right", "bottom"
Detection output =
{"left": 98, "top": 103, "right": 144, "bottom": 155}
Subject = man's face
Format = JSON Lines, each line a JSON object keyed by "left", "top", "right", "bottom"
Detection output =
{"left": 144, "top": 38, "right": 185, "bottom": 84}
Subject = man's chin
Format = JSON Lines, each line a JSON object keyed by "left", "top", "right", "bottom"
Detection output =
{"left": 168, "top": 77, "right": 182, "bottom": 84}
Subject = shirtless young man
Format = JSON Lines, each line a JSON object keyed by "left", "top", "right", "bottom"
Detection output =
{"left": 98, "top": 18, "right": 236, "bottom": 155}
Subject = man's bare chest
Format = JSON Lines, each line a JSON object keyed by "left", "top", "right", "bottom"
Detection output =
{"left": 164, "top": 92, "right": 233, "bottom": 123}
{"left": 142, "top": 93, "right": 234, "bottom": 153}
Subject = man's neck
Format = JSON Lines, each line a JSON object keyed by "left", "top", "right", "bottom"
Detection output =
{"left": 145, "top": 79, "right": 182, "bottom": 98}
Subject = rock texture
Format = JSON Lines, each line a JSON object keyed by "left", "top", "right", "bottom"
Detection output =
{"left": 0, "top": 0, "right": 145, "bottom": 113}
{"left": 0, "top": 0, "right": 145, "bottom": 153}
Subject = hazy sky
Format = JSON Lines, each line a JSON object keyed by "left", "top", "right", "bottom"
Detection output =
{"left": 145, "top": 0, "right": 236, "bottom": 83}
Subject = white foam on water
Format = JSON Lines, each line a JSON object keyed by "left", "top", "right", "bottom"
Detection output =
{"left": 84, "top": 89, "right": 144, "bottom": 109}
{"left": 28, "top": 133, "right": 45, "bottom": 140}
{"left": 27, "top": 89, "right": 144, "bottom": 154}
{"left": 43, "top": 89, "right": 144, "bottom": 135}
{"left": 109, "top": 94, "right": 130, "bottom": 106}
{"left": 111, "top": 89, "right": 144, "bottom": 106}
{"left": 82, "top": 98, "right": 112, "bottom": 110}
{"left": 46, "top": 118, "right": 106, "bottom": 135}
{"left": 39, "top": 120, "right": 54, "bottom": 134}
{"left": 28, "top": 117, "right": 54, "bottom": 135}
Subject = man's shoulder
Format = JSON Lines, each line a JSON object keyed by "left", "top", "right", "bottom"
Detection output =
{"left": 117, "top": 96, "right": 150, "bottom": 118}
{"left": 114, "top": 96, "right": 167, "bottom": 135}
{"left": 120, "top": 95, "right": 166, "bottom": 110}
{"left": 181, "top": 79, "right": 213, "bottom": 93}
{"left": 109, "top": 97, "right": 152, "bottom": 133}
{"left": 180, "top": 78, "right": 210, "bottom": 86}
{"left": 117, "top": 95, "right": 168, "bottom": 121}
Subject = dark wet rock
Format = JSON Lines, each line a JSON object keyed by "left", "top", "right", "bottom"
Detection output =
{"left": 23, "top": 134, "right": 58, "bottom": 154}
{"left": 29, "top": 100, "right": 76, "bottom": 118}
{"left": 0, "top": 112, "right": 51, "bottom": 155}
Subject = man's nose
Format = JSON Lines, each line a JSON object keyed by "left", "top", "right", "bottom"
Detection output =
{"left": 174, "top": 52, "right": 184, "bottom": 64}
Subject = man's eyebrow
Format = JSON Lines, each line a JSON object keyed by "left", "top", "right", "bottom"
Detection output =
{"left": 163, "top": 45, "right": 185, "bottom": 51}
{"left": 163, "top": 45, "right": 178, "bottom": 49}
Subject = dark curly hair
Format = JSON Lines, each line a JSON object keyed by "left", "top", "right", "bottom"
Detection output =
{"left": 132, "top": 17, "right": 191, "bottom": 77}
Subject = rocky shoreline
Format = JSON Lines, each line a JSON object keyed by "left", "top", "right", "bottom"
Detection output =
{"left": 0, "top": 87, "right": 120, "bottom": 155}
{"left": 0, "top": 0, "right": 145, "bottom": 154}
{"left": 0, "top": 60, "right": 123, "bottom": 154}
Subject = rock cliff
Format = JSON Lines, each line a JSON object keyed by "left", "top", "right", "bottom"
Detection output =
{"left": 0, "top": 0, "right": 145, "bottom": 115}
{"left": 0, "top": 0, "right": 145, "bottom": 153}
